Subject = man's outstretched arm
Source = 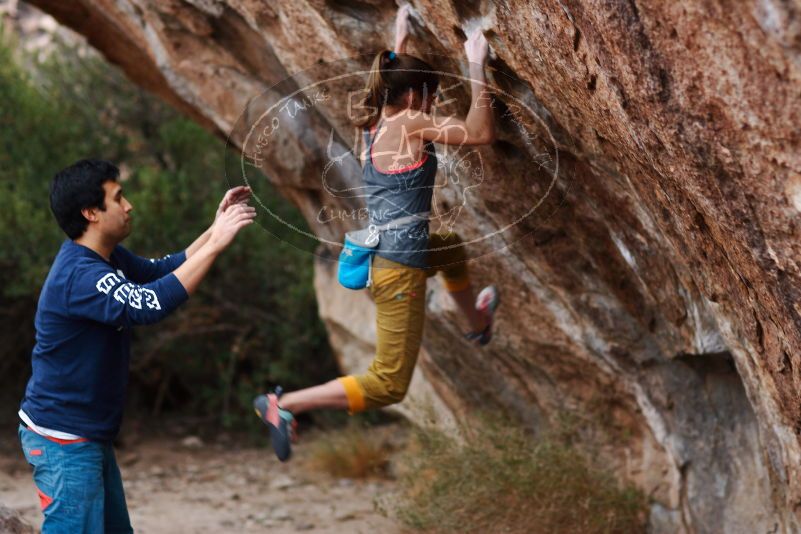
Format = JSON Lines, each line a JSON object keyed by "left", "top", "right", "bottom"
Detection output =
{"left": 173, "top": 202, "right": 256, "bottom": 296}
{"left": 69, "top": 203, "right": 257, "bottom": 327}
{"left": 119, "top": 186, "right": 252, "bottom": 284}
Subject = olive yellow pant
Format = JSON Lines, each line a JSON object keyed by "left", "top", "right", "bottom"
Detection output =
{"left": 338, "top": 232, "right": 470, "bottom": 412}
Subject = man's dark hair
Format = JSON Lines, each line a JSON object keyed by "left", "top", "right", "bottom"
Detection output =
{"left": 50, "top": 159, "right": 119, "bottom": 239}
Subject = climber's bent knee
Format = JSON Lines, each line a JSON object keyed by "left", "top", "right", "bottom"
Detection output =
{"left": 338, "top": 375, "right": 366, "bottom": 414}
{"left": 352, "top": 368, "right": 411, "bottom": 410}
{"left": 427, "top": 232, "right": 470, "bottom": 291}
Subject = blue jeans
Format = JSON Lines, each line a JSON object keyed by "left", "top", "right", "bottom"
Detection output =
{"left": 18, "top": 425, "right": 133, "bottom": 534}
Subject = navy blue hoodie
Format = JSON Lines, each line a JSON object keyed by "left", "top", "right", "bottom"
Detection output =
{"left": 20, "top": 240, "right": 188, "bottom": 441}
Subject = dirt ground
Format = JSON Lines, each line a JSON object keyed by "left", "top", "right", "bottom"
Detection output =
{"left": 0, "top": 422, "right": 408, "bottom": 533}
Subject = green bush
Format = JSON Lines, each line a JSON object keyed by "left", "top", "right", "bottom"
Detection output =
{"left": 396, "top": 417, "right": 647, "bottom": 534}
{"left": 307, "top": 420, "right": 394, "bottom": 479}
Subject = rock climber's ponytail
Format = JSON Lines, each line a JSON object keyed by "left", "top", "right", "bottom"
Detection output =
{"left": 352, "top": 49, "right": 439, "bottom": 128}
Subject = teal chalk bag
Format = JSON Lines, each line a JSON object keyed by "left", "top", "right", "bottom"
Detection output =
{"left": 338, "top": 226, "right": 379, "bottom": 290}
{"left": 337, "top": 212, "right": 430, "bottom": 290}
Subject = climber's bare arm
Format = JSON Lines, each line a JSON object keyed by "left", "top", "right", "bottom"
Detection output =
{"left": 408, "top": 30, "right": 495, "bottom": 146}
{"left": 408, "top": 113, "right": 493, "bottom": 147}
{"left": 394, "top": 5, "right": 411, "bottom": 54}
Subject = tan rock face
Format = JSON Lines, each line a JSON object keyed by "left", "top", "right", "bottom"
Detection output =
{"left": 29, "top": 0, "right": 801, "bottom": 531}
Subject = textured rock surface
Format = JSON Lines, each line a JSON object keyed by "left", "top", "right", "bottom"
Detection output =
{"left": 27, "top": 0, "right": 801, "bottom": 531}
{"left": 0, "top": 504, "right": 34, "bottom": 534}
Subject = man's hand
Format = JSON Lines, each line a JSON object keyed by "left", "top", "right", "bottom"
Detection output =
{"left": 176, "top": 189, "right": 255, "bottom": 295}
{"left": 209, "top": 203, "right": 257, "bottom": 253}
{"left": 186, "top": 186, "right": 253, "bottom": 259}
{"left": 215, "top": 186, "right": 252, "bottom": 224}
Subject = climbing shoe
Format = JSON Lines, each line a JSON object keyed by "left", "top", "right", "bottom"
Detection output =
{"left": 253, "top": 386, "right": 296, "bottom": 462}
{"left": 464, "top": 285, "right": 500, "bottom": 346}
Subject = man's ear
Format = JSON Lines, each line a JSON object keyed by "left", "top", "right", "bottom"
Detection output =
{"left": 80, "top": 206, "right": 99, "bottom": 224}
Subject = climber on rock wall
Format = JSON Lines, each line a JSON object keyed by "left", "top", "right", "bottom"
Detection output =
{"left": 253, "top": 5, "right": 500, "bottom": 462}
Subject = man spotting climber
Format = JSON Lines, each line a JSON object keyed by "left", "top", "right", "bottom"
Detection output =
{"left": 17, "top": 159, "right": 256, "bottom": 533}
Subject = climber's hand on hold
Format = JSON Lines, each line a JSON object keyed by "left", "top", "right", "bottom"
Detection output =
{"left": 394, "top": 4, "right": 412, "bottom": 54}
{"left": 464, "top": 28, "right": 489, "bottom": 67}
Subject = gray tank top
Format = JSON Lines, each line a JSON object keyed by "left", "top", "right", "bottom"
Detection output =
{"left": 363, "top": 119, "right": 438, "bottom": 268}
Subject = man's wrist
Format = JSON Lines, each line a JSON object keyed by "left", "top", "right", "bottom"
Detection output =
{"left": 202, "top": 238, "right": 224, "bottom": 257}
